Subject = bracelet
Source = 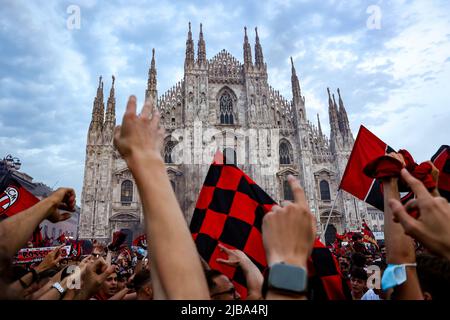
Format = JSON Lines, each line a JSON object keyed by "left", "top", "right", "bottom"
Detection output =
{"left": 402, "top": 263, "right": 417, "bottom": 268}
{"left": 51, "top": 282, "right": 66, "bottom": 299}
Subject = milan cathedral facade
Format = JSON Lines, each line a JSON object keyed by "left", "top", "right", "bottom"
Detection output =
{"left": 79, "top": 24, "right": 374, "bottom": 244}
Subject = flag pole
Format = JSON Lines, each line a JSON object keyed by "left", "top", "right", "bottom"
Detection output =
{"left": 321, "top": 188, "right": 341, "bottom": 244}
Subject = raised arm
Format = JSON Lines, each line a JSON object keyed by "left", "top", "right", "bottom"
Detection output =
{"left": 0, "top": 188, "right": 75, "bottom": 258}
{"left": 262, "top": 175, "right": 315, "bottom": 300}
{"left": 381, "top": 173, "right": 423, "bottom": 300}
{"left": 113, "top": 96, "right": 208, "bottom": 299}
{"left": 390, "top": 168, "right": 450, "bottom": 260}
{"left": 216, "top": 244, "right": 263, "bottom": 300}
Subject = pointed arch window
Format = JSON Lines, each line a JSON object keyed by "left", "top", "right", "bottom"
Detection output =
{"left": 320, "top": 180, "right": 331, "bottom": 201}
{"left": 121, "top": 180, "right": 133, "bottom": 205}
{"left": 164, "top": 141, "right": 176, "bottom": 164}
{"left": 219, "top": 91, "right": 234, "bottom": 124}
{"left": 279, "top": 140, "right": 293, "bottom": 165}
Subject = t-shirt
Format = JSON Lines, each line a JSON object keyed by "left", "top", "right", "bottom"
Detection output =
{"left": 361, "top": 289, "right": 381, "bottom": 300}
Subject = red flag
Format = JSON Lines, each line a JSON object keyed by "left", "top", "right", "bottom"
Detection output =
{"left": 0, "top": 178, "right": 39, "bottom": 219}
{"left": 339, "top": 126, "right": 394, "bottom": 211}
{"left": 191, "top": 152, "right": 351, "bottom": 300}
{"left": 0, "top": 177, "right": 42, "bottom": 247}
{"left": 191, "top": 152, "right": 275, "bottom": 298}
{"left": 362, "top": 220, "right": 379, "bottom": 249}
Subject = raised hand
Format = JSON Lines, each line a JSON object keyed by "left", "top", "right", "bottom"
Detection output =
{"left": 113, "top": 96, "right": 165, "bottom": 166}
{"left": 390, "top": 168, "right": 450, "bottom": 259}
{"left": 35, "top": 244, "right": 66, "bottom": 273}
{"left": 46, "top": 188, "right": 75, "bottom": 223}
{"left": 76, "top": 257, "right": 115, "bottom": 300}
{"left": 216, "top": 244, "right": 251, "bottom": 268}
{"left": 262, "top": 175, "right": 316, "bottom": 268}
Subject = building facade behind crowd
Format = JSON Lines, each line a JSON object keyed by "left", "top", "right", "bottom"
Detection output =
{"left": 79, "top": 24, "right": 384, "bottom": 243}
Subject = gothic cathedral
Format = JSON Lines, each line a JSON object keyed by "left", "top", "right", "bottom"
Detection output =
{"left": 79, "top": 24, "right": 371, "bottom": 245}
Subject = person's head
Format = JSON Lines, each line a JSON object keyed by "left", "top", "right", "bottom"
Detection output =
{"left": 134, "top": 269, "right": 153, "bottom": 300}
{"left": 365, "top": 254, "right": 374, "bottom": 266}
{"left": 351, "top": 252, "right": 366, "bottom": 268}
{"left": 416, "top": 254, "right": 450, "bottom": 300}
{"left": 117, "top": 272, "right": 128, "bottom": 291}
{"left": 98, "top": 271, "right": 118, "bottom": 298}
{"left": 350, "top": 268, "right": 368, "bottom": 298}
{"left": 205, "top": 269, "right": 240, "bottom": 300}
{"left": 338, "top": 256, "right": 350, "bottom": 276}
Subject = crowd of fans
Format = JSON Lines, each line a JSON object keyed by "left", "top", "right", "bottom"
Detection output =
{"left": 0, "top": 96, "right": 449, "bottom": 300}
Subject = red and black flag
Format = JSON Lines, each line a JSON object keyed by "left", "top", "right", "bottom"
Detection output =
{"left": 190, "top": 152, "right": 275, "bottom": 298}
{"left": 339, "top": 125, "right": 394, "bottom": 211}
{"left": 191, "top": 152, "right": 351, "bottom": 300}
{"left": 431, "top": 145, "right": 450, "bottom": 202}
{"left": 1, "top": 169, "right": 43, "bottom": 246}
{"left": 308, "top": 239, "right": 352, "bottom": 300}
{"left": 362, "top": 220, "right": 379, "bottom": 249}
{"left": 0, "top": 178, "right": 40, "bottom": 220}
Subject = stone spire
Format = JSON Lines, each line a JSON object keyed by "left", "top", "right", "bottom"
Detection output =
{"left": 327, "top": 88, "right": 340, "bottom": 135}
{"left": 197, "top": 23, "right": 206, "bottom": 65}
{"left": 185, "top": 22, "right": 195, "bottom": 69}
{"left": 291, "top": 57, "right": 302, "bottom": 106}
{"left": 145, "top": 48, "right": 157, "bottom": 102}
{"left": 243, "top": 26, "right": 253, "bottom": 67}
{"left": 254, "top": 27, "right": 264, "bottom": 68}
{"left": 90, "top": 76, "right": 104, "bottom": 128}
{"left": 317, "top": 113, "right": 323, "bottom": 138}
{"left": 105, "top": 75, "right": 115, "bottom": 126}
{"left": 337, "top": 88, "right": 351, "bottom": 138}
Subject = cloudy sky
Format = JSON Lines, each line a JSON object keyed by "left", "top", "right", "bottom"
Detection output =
{"left": 1, "top": 0, "right": 449, "bottom": 203}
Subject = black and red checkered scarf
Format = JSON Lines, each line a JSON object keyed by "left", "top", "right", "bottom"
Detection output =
{"left": 191, "top": 154, "right": 351, "bottom": 300}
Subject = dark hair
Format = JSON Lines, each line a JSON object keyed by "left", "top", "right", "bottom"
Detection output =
{"left": 416, "top": 254, "right": 450, "bottom": 300}
{"left": 351, "top": 252, "right": 366, "bottom": 268}
{"left": 350, "top": 267, "right": 368, "bottom": 281}
{"left": 133, "top": 269, "right": 151, "bottom": 292}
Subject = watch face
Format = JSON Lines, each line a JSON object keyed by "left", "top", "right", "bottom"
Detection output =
{"left": 268, "top": 263, "right": 307, "bottom": 293}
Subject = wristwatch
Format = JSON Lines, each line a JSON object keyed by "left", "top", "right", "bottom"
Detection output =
{"left": 263, "top": 262, "right": 308, "bottom": 297}
{"left": 51, "top": 282, "right": 66, "bottom": 298}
